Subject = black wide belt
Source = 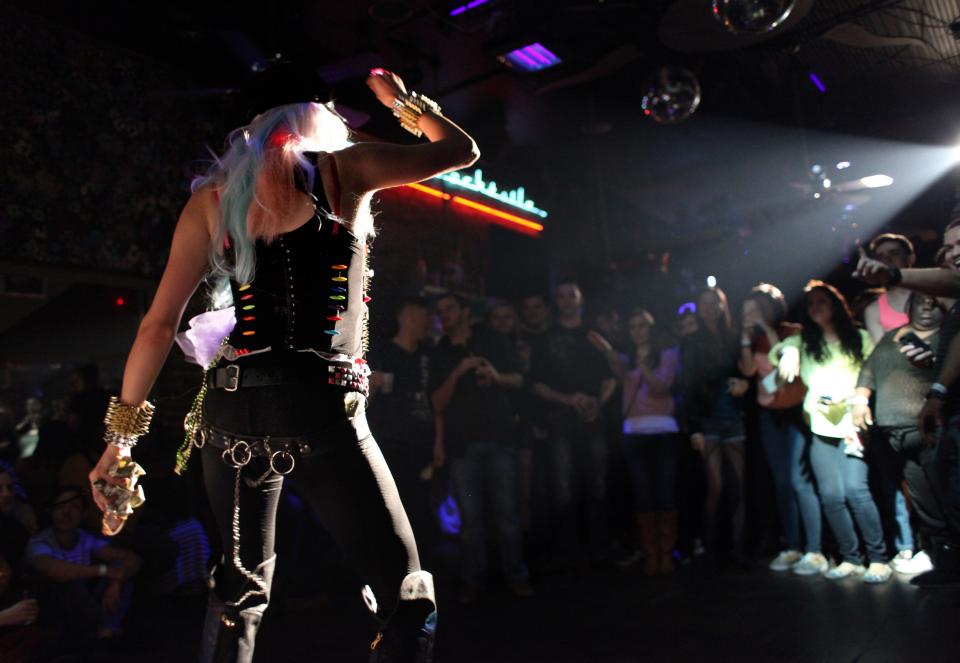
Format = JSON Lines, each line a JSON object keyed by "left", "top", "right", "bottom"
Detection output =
{"left": 206, "top": 365, "right": 286, "bottom": 391}
{"left": 206, "top": 361, "right": 369, "bottom": 395}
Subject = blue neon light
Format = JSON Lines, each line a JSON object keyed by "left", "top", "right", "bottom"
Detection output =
{"left": 433, "top": 168, "right": 549, "bottom": 218}
{"left": 809, "top": 72, "right": 826, "bottom": 93}
{"left": 501, "top": 42, "right": 562, "bottom": 73}
{"left": 449, "top": 0, "right": 488, "bottom": 17}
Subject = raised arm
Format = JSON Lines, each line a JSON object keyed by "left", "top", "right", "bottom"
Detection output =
{"left": 337, "top": 70, "right": 479, "bottom": 195}
{"left": 854, "top": 257, "right": 960, "bottom": 298}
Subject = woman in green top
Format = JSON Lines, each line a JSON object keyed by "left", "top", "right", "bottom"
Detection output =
{"left": 770, "top": 281, "right": 891, "bottom": 583}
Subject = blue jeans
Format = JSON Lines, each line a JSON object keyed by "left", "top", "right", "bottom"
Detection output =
{"left": 543, "top": 410, "right": 609, "bottom": 562}
{"left": 758, "top": 408, "right": 822, "bottom": 553}
{"left": 449, "top": 441, "right": 528, "bottom": 586}
{"left": 621, "top": 433, "right": 678, "bottom": 512}
{"left": 809, "top": 434, "right": 886, "bottom": 564}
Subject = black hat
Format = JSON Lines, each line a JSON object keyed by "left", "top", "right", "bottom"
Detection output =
{"left": 239, "top": 60, "right": 331, "bottom": 122}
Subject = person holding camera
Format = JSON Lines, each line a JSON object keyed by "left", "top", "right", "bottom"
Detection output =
{"left": 430, "top": 293, "right": 531, "bottom": 603}
{"left": 738, "top": 284, "right": 823, "bottom": 575}
{"left": 859, "top": 233, "right": 922, "bottom": 570}
{"left": 852, "top": 293, "right": 946, "bottom": 576}
{"left": 770, "top": 281, "right": 889, "bottom": 582}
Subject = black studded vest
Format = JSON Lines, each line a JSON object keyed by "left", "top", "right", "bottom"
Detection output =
{"left": 224, "top": 152, "right": 370, "bottom": 361}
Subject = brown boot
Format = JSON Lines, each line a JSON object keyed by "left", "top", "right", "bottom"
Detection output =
{"left": 636, "top": 512, "right": 659, "bottom": 576}
{"left": 657, "top": 511, "right": 678, "bottom": 574}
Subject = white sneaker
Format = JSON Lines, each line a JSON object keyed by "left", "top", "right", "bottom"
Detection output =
{"left": 825, "top": 561, "right": 866, "bottom": 579}
{"left": 769, "top": 550, "right": 803, "bottom": 571}
{"left": 891, "top": 550, "right": 934, "bottom": 575}
{"left": 864, "top": 562, "right": 893, "bottom": 584}
{"left": 791, "top": 552, "right": 829, "bottom": 576}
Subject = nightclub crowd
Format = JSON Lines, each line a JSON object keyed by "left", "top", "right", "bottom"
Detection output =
{"left": 3, "top": 218, "right": 960, "bottom": 660}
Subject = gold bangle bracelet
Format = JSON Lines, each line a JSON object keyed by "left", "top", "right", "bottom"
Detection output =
{"left": 391, "top": 91, "right": 442, "bottom": 138}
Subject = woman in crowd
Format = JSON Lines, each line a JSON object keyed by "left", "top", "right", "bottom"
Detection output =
{"left": 88, "top": 61, "right": 479, "bottom": 662}
{"left": 738, "top": 284, "right": 824, "bottom": 575}
{"left": 596, "top": 310, "right": 681, "bottom": 575}
{"left": 770, "top": 281, "right": 890, "bottom": 582}
{"left": 681, "top": 287, "right": 749, "bottom": 564}
{"left": 853, "top": 292, "right": 945, "bottom": 575}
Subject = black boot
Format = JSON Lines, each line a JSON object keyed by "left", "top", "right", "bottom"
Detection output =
{"left": 200, "top": 556, "right": 276, "bottom": 663}
{"left": 370, "top": 571, "right": 437, "bottom": 663}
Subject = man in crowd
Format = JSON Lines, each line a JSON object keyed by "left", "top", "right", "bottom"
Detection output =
{"left": 530, "top": 281, "right": 616, "bottom": 569}
{"left": 368, "top": 297, "right": 435, "bottom": 547}
{"left": 430, "top": 293, "right": 532, "bottom": 603}
{"left": 26, "top": 485, "right": 142, "bottom": 651}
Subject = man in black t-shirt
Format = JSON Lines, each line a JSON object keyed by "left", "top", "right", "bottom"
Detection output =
{"left": 368, "top": 298, "right": 434, "bottom": 543}
{"left": 530, "top": 281, "right": 616, "bottom": 567}
{"left": 430, "top": 293, "right": 531, "bottom": 603}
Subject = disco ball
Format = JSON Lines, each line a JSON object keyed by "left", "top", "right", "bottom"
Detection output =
{"left": 711, "top": 0, "right": 796, "bottom": 35}
{"left": 641, "top": 66, "right": 701, "bottom": 125}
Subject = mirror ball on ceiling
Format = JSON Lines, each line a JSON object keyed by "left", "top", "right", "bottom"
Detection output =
{"left": 641, "top": 66, "right": 702, "bottom": 125}
{"left": 711, "top": 0, "right": 796, "bottom": 34}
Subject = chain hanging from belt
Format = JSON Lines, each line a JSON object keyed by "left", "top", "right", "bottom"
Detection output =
{"left": 218, "top": 434, "right": 296, "bottom": 608}
{"left": 226, "top": 461, "right": 274, "bottom": 608}
{"left": 175, "top": 338, "right": 229, "bottom": 475}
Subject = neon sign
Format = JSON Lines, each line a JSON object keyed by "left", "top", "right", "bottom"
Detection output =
{"left": 403, "top": 183, "right": 544, "bottom": 234}
{"left": 432, "top": 168, "right": 549, "bottom": 218}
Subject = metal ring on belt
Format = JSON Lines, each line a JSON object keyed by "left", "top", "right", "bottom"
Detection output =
{"left": 200, "top": 424, "right": 312, "bottom": 476}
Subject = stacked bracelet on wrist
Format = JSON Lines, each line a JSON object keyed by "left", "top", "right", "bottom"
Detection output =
{"left": 392, "top": 91, "right": 442, "bottom": 138}
{"left": 103, "top": 396, "right": 155, "bottom": 449}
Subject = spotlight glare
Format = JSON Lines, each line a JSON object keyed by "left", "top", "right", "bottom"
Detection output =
{"left": 836, "top": 161, "right": 851, "bottom": 169}
{"left": 813, "top": 192, "right": 821, "bottom": 199}
{"left": 823, "top": 178, "right": 831, "bottom": 189}
{"left": 860, "top": 174, "right": 894, "bottom": 188}
{"left": 706, "top": 275, "right": 717, "bottom": 288}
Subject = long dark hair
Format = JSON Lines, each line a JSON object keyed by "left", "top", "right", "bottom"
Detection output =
{"left": 627, "top": 309, "right": 664, "bottom": 370}
{"left": 745, "top": 282, "right": 787, "bottom": 327}
{"left": 799, "top": 280, "right": 864, "bottom": 363}
{"left": 696, "top": 286, "right": 733, "bottom": 336}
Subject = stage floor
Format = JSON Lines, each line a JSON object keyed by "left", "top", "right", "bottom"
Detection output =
{"left": 115, "top": 559, "right": 957, "bottom": 662}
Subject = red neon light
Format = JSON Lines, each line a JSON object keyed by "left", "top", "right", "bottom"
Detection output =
{"left": 407, "top": 182, "right": 451, "bottom": 200}
{"left": 451, "top": 196, "right": 545, "bottom": 232}
{"left": 402, "top": 184, "right": 544, "bottom": 233}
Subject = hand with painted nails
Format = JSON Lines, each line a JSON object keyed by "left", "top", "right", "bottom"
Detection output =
{"left": 366, "top": 68, "right": 408, "bottom": 109}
